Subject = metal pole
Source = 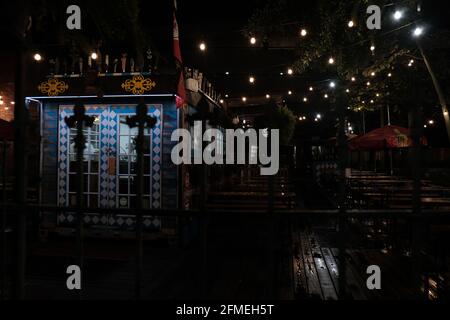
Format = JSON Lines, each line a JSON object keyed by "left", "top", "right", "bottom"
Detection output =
{"left": 65, "top": 103, "right": 94, "bottom": 300}
{"left": 336, "top": 92, "right": 348, "bottom": 299}
{"left": 362, "top": 111, "right": 366, "bottom": 135}
{"left": 135, "top": 112, "right": 145, "bottom": 300}
{"left": 1, "top": 140, "right": 7, "bottom": 300}
{"left": 267, "top": 129, "right": 275, "bottom": 298}
{"left": 13, "top": 41, "right": 28, "bottom": 301}
{"left": 411, "top": 105, "right": 424, "bottom": 299}
{"left": 126, "top": 102, "right": 156, "bottom": 300}
{"left": 201, "top": 118, "right": 208, "bottom": 298}
{"left": 75, "top": 117, "right": 85, "bottom": 299}
{"left": 387, "top": 104, "right": 391, "bottom": 126}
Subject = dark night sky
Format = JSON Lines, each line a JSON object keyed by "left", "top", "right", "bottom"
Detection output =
{"left": 140, "top": 0, "right": 450, "bottom": 102}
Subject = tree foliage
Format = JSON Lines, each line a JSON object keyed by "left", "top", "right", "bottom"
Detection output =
{"left": 245, "top": 0, "right": 450, "bottom": 134}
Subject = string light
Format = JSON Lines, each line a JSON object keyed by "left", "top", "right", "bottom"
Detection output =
{"left": 249, "top": 76, "right": 255, "bottom": 84}
{"left": 225, "top": 71, "right": 230, "bottom": 75}
{"left": 288, "top": 91, "right": 293, "bottom": 95}
{"left": 90, "top": 52, "right": 98, "bottom": 60}
{"left": 250, "top": 37, "right": 257, "bottom": 45}
{"left": 351, "top": 76, "right": 356, "bottom": 82}
{"left": 346, "top": 89, "right": 350, "bottom": 93}
{"left": 303, "top": 97, "right": 308, "bottom": 102}
{"left": 348, "top": 20, "right": 355, "bottom": 28}
{"left": 266, "top": 94, "right": 271, "bottom": 99}
{"left": 371, "top": 71, "right": 376, "bottom": 77}
{"left": 328, "top": 57, "right": 335, "bottom": 65}
{"left": 413, "top": 26, "right": 424, "bottom": 37}
{"left": 370, "top": 45, "right": 376, "bottom": 52}
{"left": 428, "top": 120, "right": 435, "bottom": 125}
{"left": 393, "top": 10, "right": 403, "bottom": 21}
{"left": 329, "top": 81, "right": 336, "bottom": 88}
{"left": 220, "top": 99, "right": 224, "bottom": 104}
{"left": 300, "top": 29, "right": 308, "bottom": 37}
{"left": 309, "top": 86, "right": 314, "bottom": 92}
{"left": 367, "top": 81, "right": 371, "bottom": 86}
{"left": 287, "top": 68, "right": 293, "bottom": 75}
{"left": 34, "top": 53, "right": 42, "bottom": 61}
{"left": 388, "top": 72, "right": 392, "bottom": 77}
{"left": 199, "top": 42, "right": 206, "bottom": 51}
{"left": 242, "top": 97, "right": 247, "bottom": 102}
{"left": 324, "top": 94, "right": 329, "bottom": 99}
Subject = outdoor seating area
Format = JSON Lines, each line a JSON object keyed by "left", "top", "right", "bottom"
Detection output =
{"left": 347, "top": 170, "right": 450, "bottom": 210}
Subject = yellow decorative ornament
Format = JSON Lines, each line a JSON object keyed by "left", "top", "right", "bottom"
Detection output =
{"left": 121, "top": 74, "right": 156, "bottom": 95}
{"left": 38, "top": 78, "right": 69, "bottom": 96}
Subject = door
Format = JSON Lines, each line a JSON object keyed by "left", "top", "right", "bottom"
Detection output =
{"left": 57, "top": 104, "right": 163, "bottom": 232}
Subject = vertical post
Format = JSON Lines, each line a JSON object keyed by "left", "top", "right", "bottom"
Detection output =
{"left": 64, "top": 103, "right": 95, "bottom": 300}
{"left": 362, "top": 111, "right": 366, "bottom": 135}
{"left": 200, "top": 118, "right": 208, "bottom": 298}
{"left": 267, "top": 129, "right": 275, "bottom": 298}
{"left": 1, "top": 140, "right": 8, "bottom": 300}
{"left": 336, "top": 91, "right": 348, "bottom": 299}
{"left": 13, "top": 42, "right": 28, "bottom": 301}
{"left": 126, "top": 102, "right": 157, "bottom": 300}
{"left": 411, "top": 105, "right": 424, "bottom": 299}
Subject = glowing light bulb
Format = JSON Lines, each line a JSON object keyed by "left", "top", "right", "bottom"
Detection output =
{"left": 300, "top": 29, "right": 307, "bottom": 37}
{"left": 199, "top": 42, "right": 206, "bottom": 51}
{"left": 250, "top": 37, "right": 257, "bottom": 45}
{"left": 413, "top": 27, "right": 424, "bottom": 37}
{"left": 348, "top": 20, "right": 355, "bottom": 28}
{"left": 394, "top": 11, "right": 403, "bottom": 21}
{"left": 34, "top": 53, "right": 42, "bottom": 61}
{"left": 328, "top": 57, "right": 335, "bottom": 65}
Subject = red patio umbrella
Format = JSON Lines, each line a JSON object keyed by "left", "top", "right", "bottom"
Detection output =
{"left": 348, "top": 125, "right": 427, "bottom": 151}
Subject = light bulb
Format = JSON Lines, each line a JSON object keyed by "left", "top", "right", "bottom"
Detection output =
{"left": 34, "top": 53, "right": 42, "bottom": 61}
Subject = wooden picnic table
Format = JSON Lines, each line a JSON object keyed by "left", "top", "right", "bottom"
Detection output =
{"left": 388, "top": 197, "right": 450, "bottom": 208}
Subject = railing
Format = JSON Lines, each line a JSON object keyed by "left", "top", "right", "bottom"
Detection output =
{"left": 1, "top": 201, "right": 449, "bottom": 300}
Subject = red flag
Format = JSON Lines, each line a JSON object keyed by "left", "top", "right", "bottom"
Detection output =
{"left": 173, "top": 0, "right": 186, "bottom": 108}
